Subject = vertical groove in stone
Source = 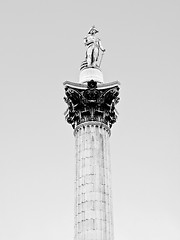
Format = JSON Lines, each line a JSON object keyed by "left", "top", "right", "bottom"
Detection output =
{"left": 74, "top": 124, "right": 113, "bottom": 240}
{"left": 74, "top": 132, "right": 77, "bottom": 240}
{"left": 103, "top": 129, "right": 106, "bottom": 236}
{"left": 75, "top": 129, "right": 79, "bottom": 240}
{"left": 104, "top": 129, "right": 108, "bottom": 239}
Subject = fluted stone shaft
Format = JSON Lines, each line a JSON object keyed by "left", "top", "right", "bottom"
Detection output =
{"left": 74, "top": 122, "right": 113, "bottom": 240}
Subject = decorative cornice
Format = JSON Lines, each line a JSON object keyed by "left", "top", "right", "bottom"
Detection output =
{"left": 64, "top": 80, "right": 120, "bottom": 130}
{"left": 63, "top": 80, "right": 120, "bottom": 89}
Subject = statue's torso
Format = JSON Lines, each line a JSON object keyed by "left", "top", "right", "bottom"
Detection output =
{"left": 85, "top": 35, "right": 96, "bottom": 47}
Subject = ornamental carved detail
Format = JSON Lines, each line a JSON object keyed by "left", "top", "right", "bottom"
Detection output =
{"left": 64, "top": 80, "right": 120, "bottom": 129}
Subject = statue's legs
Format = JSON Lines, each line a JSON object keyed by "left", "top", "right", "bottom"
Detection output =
{"left": 86, "top": 46, "right": 93, "bottom": 67}
{"left": 92, "top": 47, "right": 99, "bottom": 67}
{"left": 86, "top": 46, "right": 100, "bottom": 67}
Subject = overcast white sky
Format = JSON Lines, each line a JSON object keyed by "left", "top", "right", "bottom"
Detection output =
{"left": 0, "top": 0, "right": 180, "bottom": 239}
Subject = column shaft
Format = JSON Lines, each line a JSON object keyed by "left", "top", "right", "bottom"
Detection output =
{"left": 74, "top": 124, "right": 113, "bottom": 240}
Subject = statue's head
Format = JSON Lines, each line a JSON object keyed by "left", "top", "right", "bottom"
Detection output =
{"left": 88, "top": 26, "right": 99, "bottom": 35}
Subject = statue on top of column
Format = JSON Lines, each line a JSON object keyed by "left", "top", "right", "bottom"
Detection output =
{"left": 81, "top": 26, "right": 106, "bottom": 70}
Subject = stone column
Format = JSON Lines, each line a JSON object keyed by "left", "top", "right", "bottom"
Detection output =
{"left": 64, "top": 71, "right": 120, "bottom": 240}
{"left": 74, "top": 122, "right": 113, "bottom": 240}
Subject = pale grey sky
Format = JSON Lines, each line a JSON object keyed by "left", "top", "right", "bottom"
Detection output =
{"left": 0, "top": 0, "right": 180, "bottom": 240}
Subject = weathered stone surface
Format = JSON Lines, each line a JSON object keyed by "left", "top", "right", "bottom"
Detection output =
{"left": 74, "top": 124, "right": 113, "bottom": 240}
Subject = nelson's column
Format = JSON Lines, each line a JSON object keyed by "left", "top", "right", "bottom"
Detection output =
{"left": 64, "top": 26, "right": 120, "bottom": 240}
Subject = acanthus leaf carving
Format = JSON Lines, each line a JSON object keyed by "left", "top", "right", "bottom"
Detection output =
{"left": 64, "top": 80, "right": 120, "bottom": 129}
